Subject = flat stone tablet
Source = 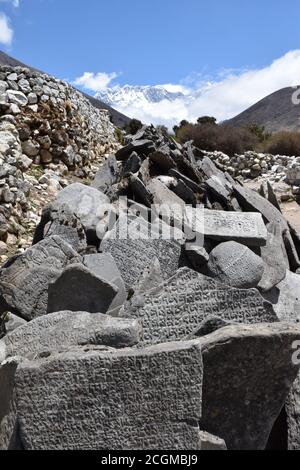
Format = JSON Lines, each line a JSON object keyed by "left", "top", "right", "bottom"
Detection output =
{"left": 14, "top": 341, "right": 203, "bottom": 450}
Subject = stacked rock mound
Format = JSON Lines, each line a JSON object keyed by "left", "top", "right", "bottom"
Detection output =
{"left": 0, "top": 66, "right": 119, "bottom": 263}
{"left": 1, "top": 125, "right": 300, "bottom": 450}
{"left": 203, "top": 150, "right": 300, "bottom": 193}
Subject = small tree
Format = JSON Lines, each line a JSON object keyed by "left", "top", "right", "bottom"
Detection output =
{"left": 197, "top": 116, "right": 217, "bottom": 126}
{"left": 125, "top": 119, "right": 143, "bottom": 135}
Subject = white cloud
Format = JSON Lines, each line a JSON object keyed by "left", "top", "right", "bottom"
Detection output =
{"left": 73, "top": 72, "right": 119, "bottom": 92}
{"left": 0, "top": 0, "right": 20, "bottom": 7}
{"left": 75, "top": 50, "right": 300, "bottom": 128}
{"left": 0, "top": 12, "right": 13, "bottom": 45}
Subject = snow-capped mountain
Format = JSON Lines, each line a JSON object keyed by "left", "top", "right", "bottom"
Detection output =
{"left": 95, "top": 85, "right": 186, "bottom": 108}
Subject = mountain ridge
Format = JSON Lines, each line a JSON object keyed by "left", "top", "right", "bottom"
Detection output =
{"left": 227, "top": 86, "right": 300, "bottom": 133}
{"left": 0, "top": 50, "right": 131, "bottom": 128}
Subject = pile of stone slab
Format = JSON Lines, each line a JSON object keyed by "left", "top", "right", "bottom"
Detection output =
{"left": 1, "top": 125, "right": 300, "bottom": 450}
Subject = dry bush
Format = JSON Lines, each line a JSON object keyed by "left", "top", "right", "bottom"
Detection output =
{"left": 262, "top": 131, "right": 300, "bottom": 156}
{"left": 177, "top": 123, "right": 259, "bottom": 156}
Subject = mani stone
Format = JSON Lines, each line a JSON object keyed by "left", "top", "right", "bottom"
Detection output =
{"left": 233, "top": 183, "right": 300, "bottom": 270}
{"left": 185, "top": 207, "right": 267, "bottom": 248}
{"left": 199, "top": 323, "right": 300, "bottom": 450}
{"left": 101, "top": 217, "right": 182, "bottom": 290}
{"left": 263, "top": 271, "right": 300, "bottom": 323}
{"left": 121, "top": 268, "right": 278, "bottom": 347}
{"left": 258, "top": 222, "right": 288, "bottom": 292}
{"left": 0, "top": 359, "right": 18, "bottom": 450}
{"left": 0, "top": 311, "right": 142, "bottom": 360}
{"left": 33, "top": 202, "right": 87, "bottom": 252}
{"left": 53, "top": 183, "right": 110, "bottom": 244}
{"left": 286, "top": 372, "right": 300, "bottom": 450}
{"left": 207, "top": 241, "right": 264, "bottom": 289}
{"left": 13, "top": 341, "right": 203, "bottom": 450}
{"left": 0, "top": 236, "right": 78, "bottom": 321}
{"left": 47, "top": 264, "right": 118, "bottom": 315}
{"left": 82, "top": 253, "right": 127, "bottom": 314}
{"left": 92, "top": 155, "right": 119, "bottom": 194}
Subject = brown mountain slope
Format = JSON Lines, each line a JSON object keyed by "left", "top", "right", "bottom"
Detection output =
{"left": 0, "top": 50, "right": 130, "bottom": 128}
{"left": 227, "top": 87, "right": 300, "bottom": 133}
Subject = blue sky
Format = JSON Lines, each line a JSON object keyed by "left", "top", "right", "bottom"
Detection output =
{"left": 1, "top": 0, "right": 300, "bottom": 125}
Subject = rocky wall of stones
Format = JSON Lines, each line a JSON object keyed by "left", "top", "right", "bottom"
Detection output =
{"left": 1, "top": 125, "right": 300, "bottom": 450}
{"left": 202, "top": 150, "right": 300, "bottom": 198}
{"left": 0, "top": 66, "right": 119, "bottom": 262}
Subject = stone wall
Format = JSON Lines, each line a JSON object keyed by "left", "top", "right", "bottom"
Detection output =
{"left": 202, "top": 150, "right": 300, "bottom": 183}
{"left": 0, "top": 66, "right": 119, "bottom": 261}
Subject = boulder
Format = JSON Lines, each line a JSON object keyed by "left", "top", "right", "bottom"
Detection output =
{"left": 115, "top": 139, "right": 155, "bottom": 161}
{"left": 185, "top": 245, "right": 209, "bottom": 271}
{"left": 185, "top": 207, "right": 268, "bottom": 247}
{"left": 121, "top": 268, "right": 278, "bottom": 346}
{"left": 6, "top": 90, "right": 28, "bottom": 107}
{"left": 12, "top": 341, "right": 203, "bottom": 450}
{"left": 258, "top": 222, "right": 288, "bottom": 292}
{"left": 286, "top": 372, "right": 300, "bottom": 450}
{"left": 0, "top": 359, "right": 18, "bottom": 450}
{"left": 0, "top": 236, "right": 78, "bottom": 321}
{"left": 263, "top": 270, "right": 300, "bottom": 323}
{"left": 101, "top": 217, "right": 182, "bottom": 290}
{"left": 123, "top": 152, "right": 142, "bottom": 176}
{"left": 92, "top": 155, "right": 119, "bottom": 194}
{"left": 82, "top": 253, "right": 127, "bottom": 314}
{"left": 199, "top": 323, "right": 300, "bottom": 450}
{"left": 33, "top": 202, "right": 87, "bottom": 252}
{"left": 0, "top": 311, "right": 142, "bottom": 360}
{"left": 52, "top": 183, "right": 110, "bottom": 245}
{"left": 47, "top": 263, "right": 118, "bottom": 315}
{"left": 207, "top": 241, "right": 264, "bottom": 289}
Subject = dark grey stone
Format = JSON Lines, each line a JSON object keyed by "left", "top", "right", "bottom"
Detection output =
{"left": 185, "top": 245, "right": 209, "bottom": 271}
{"left": 233, "top": 184, "right": 300, "bottom": 270}
{"left": 34, "top": 202, "right": 87, "bottom": 252}
{"left": 262, "top": 271, "right": 300, "bottom": 323}
{"left": 207, "top": 241, "right": 264, "bottom": 289}
{"left": 1, "top": 311, "right": 142, "bottom": 359}
{"left": 0, "top": 359, "right": 18, "bottom": 450}
{"left": 47, "top": 263, "right": 118, "bottom": 315}
{"left": 185, "top": 207, "right": 268, "bottom": 247}
{"left": 259, "top": 181, "right": 282, "bottom": 213}
{"left": 92, "top": 155, "right": 119, "bottom": 193}
{"left": 149, "top": 145, "right": 176, "bottom": 172}
{"left": 121, "top": 268, "right": 278, "bottom": 346}
{"left": 129, "top": 174, "right": 153, "bottom": 207}
{"left": 123, "top": 152, "right": 141, "bottom": 176}
{"left": 52, "top": 183, "right": 110, "bottom": 244}
{"left": 169, "top": 169, "right": 201, "bottom": 193}
{"left": 14, "top": 341, "right": 203, "bottom": 450}
{"left": 116, "top": 140, "right": 155, "bottom": 161}
{"left": 258, "top": 222, "right": 288, "bottom": 292}
{"left": 101, "top": 217, "right": 182, "bottom": 290}
{"left": 83, "top": 253, "right": 127, "bottom": 314}
{"left": 0, "top": 236, "right": 78, "bottom": 321}
{"left": 286, "top": 372, "right": 300, "bottom": 450}
{"left": 199, "top": 323, "right": 300, "bottom": 450}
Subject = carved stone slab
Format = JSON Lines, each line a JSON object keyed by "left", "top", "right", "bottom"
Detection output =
{"left": 121, "top": 268, "right": 278, "bottom": 346}
{"left": 14, "top": 341, "right": 203, "bottom": 450}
